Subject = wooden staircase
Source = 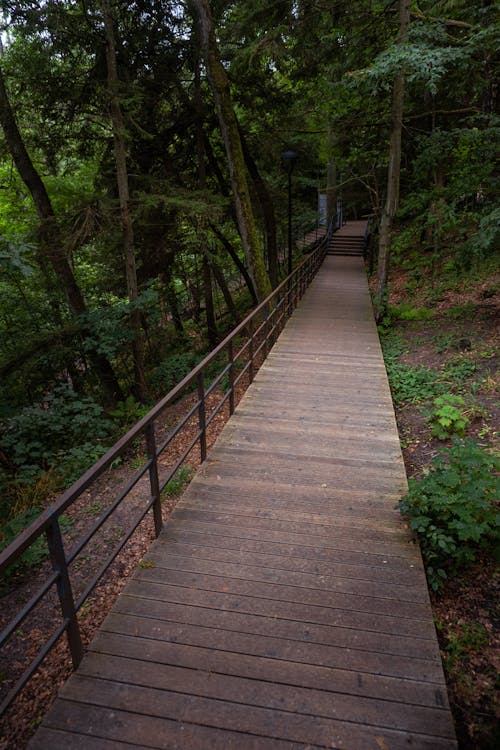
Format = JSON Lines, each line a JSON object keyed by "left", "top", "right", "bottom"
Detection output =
{"left": 327, "top": 220, "right": 368, "bottom": 256}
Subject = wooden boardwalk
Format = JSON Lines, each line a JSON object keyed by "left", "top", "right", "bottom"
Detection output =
{"left": 30, "top": 256, "right": 457, "bottom": 749}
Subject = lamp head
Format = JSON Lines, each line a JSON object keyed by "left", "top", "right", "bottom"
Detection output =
{"left": 280, "top": 150, "right": 298, "bottom": 174}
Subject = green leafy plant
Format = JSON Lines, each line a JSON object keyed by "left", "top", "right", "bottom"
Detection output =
{"left": 432, "top": 332, "right": 460, "bottom": 353}
{"left": 0, "top": 509, "right": 73, "bottom": 584}
{"left": 442, "top": 621, "right": 490, "bottom": 670}
{"left": 162, "top": 464, "right": 194, "bottom": 498}
{"left": 0, "top": 507, "right": 48, "bottom": 578}
{"left": 380, "top": 332, "right": 444, "bottom": 404}
{"left": 445, "top": 301, "right": 477, "bottom": 319}
{"left": 430, "top": 394, "right": 469, "bottom": 440}
{"left": 441, "top": 357, "right": 476, "bottom": 388}
{"left": 0, "top": 385, "right": 111, "bottom": 485}
{"left": 388, "top": 363, "right": 443, "bottom": 405}
{"left": 398, "top": 438, "right": 500, "bottom": 590}
{"left": 151, "top": 352, "right": 200, "bottom": 394}
{"left": 388, "top": 303, "right": 434, "bottom": 321}
{"left": 109, "top": 395, "right": 148, "bottom": 427}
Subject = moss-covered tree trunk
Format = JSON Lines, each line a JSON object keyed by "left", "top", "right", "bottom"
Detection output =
{"left": 191, "top": 0, "right": 271, "bottom": 301}
{"left": 101, "top": 0, "right": 146, "bottom": 401}
{"left": 374, "top": 0, "right": 410, "bottom": 321}
{"left": 239, "top": 126, "right": 278, "bottom": 288}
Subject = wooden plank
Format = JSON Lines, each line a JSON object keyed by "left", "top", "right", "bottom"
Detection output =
{"left": 29, "top": 729, "right": 149, "bottom": 750}
{"left": 74, "top": 655, "right": 454, "bottom": 736}
{"left": 52, "top": 675, "right": 456, "bottom": 750}
{"left": 104, "top": 600, "right": 440, "bottom": 661}
{"left": 94, "top": 620, "right": 448, "bottom": 705}
{"left": 43, "top": 700, "right": 315, "bottom": 750}
{"left": 92, "top": 613, "right": 440, "bottom": 682}
{"left": 135, "top": 551, "right": 428, "bottom": 603}
{"left": 151, "top": 537, "right": 422, "bottom": 584}
{"left": 124, "top": 569, "right": 432, "bottom": 621}
{"left": 114, "top": 584, "right": 437, "bottom": 638}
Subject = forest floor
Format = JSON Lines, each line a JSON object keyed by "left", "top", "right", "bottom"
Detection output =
{"left": 384, "top": 261, "right": 499, "bottom": 750}
{"left": 1, "top": 257, "right": 498, "bottom": 749}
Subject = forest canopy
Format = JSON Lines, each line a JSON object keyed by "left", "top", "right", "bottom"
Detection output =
{"left": 0, "top": 0, "right": 498, "bottom": 511}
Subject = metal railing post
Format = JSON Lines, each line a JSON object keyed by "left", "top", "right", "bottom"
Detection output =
{"left": 45, "top": 519, "right": 83, "bottom": 669}
{"left": 249, "top": 317, "right": 254, "bottom": 383}
{"left": 273, "top": 290, "right": 279, "bottom": 342}
{"left": 228, "top": 339, "right": 235, "bottom": 416}
{"left": 145, "top": 423, "right": 162, "bottom": 537}
{"left": 263, "top": 302, "right": 269, "bottom": 357}
{"left": 197, "top": 371, "right": 207, "bottom": 462}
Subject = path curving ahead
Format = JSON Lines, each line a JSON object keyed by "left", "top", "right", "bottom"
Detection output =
{"left": 30, "top": 255, "right": 457, "bottom": 749}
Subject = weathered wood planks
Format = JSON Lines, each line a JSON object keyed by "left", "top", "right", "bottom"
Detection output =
{"left": 30, "top": 256, "right": 457, "bottom": 749}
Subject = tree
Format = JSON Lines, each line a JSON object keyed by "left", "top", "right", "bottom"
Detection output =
{"left": 0, "top": 60, "right": 122, "bottom": 404}
{"left": 374, "top": 0, "right": 410, "bottom": 320}
{"left": 190, "top": 0, "right": 271, "bottom": 301}
{"left": 100, "top": 0, "right": 146, "bottom": 401}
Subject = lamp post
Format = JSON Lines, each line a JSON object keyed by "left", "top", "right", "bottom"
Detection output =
{"left": 281, "top": 150, "right": 297, "bottom": 276}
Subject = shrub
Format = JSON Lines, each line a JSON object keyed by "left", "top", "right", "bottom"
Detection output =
{"left": 388, "top": 363, "right": 444, "bottom": 405}
{"left": 0, "top": 384, "right": 111, "bottom": 486}
{"left": 0, "top": 507, "right": 48, "bottom": 581}
{"left": 398, "top": 438, "right": 500, "bottom": 590}
{"left": 109, "top": 395, "right": 148, "bottom": 428}
{"left": 430, "top": 394, "right": 469, "bottom": 440}
{"left": 151, "top": 352, "right": 200, "bottom": 394}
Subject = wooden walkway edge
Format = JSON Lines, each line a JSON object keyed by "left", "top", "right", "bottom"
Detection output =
{"left": 30, "top": 256, "right": 457, "bottom": 749}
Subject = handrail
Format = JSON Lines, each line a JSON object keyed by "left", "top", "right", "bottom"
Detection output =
{"left": 0, "top": 234, "right": 329, "bottom": 716}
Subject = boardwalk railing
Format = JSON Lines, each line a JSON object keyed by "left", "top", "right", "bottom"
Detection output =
{"left": 0, "top": 237, "right": 328, "bottom": 716}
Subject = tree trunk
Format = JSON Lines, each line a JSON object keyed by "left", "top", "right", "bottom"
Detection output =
{"left": 0, "top": 63, "right": 122, "bottom": 405}
{"left": 161, "top": 255, "right": 184, "bottom": 334}
{"left": 101, "top": 0, "right": 146, "bottom": 401}
{"left": 238, "top": 126, "right": 278, "bottom": 288}
{"left": 191, "top": 0, "right": 271, "bottom": 301}
{"left": 210, "top": 258, "right": 240, "bottom": 325}
{"left": 202, "top": 254, "right": 218, "bottom": 347}
{"left": 209, "top": 223, "right": 258, "bottom": 305}
{"left": 374, "top": 0, "right": 410, "bottom": 321}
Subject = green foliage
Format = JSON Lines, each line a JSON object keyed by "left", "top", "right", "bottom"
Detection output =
{"left": 398, "top": 439, "right": 500, "bottom": 590}
{"left": 0, "top": 508, "right": 73, "bottom": 582}
{"left": 389, "top": 364, "right": 443, "bottom": 405}
{"left": 381, "top": 333, "right": 481, "bottom": 407}
{"left": 0, "top": 238, "right": 34, "bottom": 277}
{"left": 381, "top": 332, "right": 440, "bottom": 404}
{"left": 162, "top": 464, "right": 194, "bottom": 498}
{"left": 151, "top": 352, "right": 200, "bottom": 394}
{"left": 0, "top": 507, "right": 48, "bottom": 578}
{"left": 441, "top": 357, "right": 476, "bottom": 388}
{"left": 0, "top": 384, "right": 111, "bottom": 485}
{"left": 388, "top": 303, "right": 434, "bottom": 322}
{"left": 444, "top": 301, "right": 477, "bottom": 319}
{"left": 462, "top": 206, "right": 500, "bottom": 265}
{"left": 432, "top": 332, "right": 460, "bottom": 353}
{"left": 354, "top": 22, "right": 470, "bottom": 96}
{"left": 59, "top": 442, "right": 109, "bottom": 485}
{"left": 80, "top": 306, "right": 133, "bottom": 360}
{"left": 442, "top": 621, "right": 490, "bottom": 670}
{"left": 109, "top": 395, "right": 148, "bottom": 428}
{"left": 430, "top": 394, "right": 469, "bottom": 440}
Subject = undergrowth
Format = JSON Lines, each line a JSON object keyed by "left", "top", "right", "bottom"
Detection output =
{"left": 398, "top": 438, "right": 499, "bottom": 592}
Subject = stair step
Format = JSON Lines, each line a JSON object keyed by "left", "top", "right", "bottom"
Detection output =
{"left": 327, "top": 235, "right": 365, "bottom": 256}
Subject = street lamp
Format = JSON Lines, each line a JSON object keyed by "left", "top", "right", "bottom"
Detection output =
{"left": 281, "top": 150, "right": 298, "bottom": 276}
